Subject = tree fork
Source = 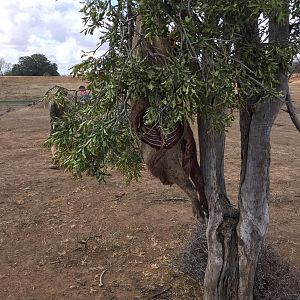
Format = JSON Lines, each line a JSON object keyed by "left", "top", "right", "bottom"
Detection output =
{"left": 237, "top": 2, "right": 289, "bottom": 298}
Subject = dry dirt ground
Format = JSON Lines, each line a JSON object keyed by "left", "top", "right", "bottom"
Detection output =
{"left": 0, "top": 79, "right": 299, "bottom": 299}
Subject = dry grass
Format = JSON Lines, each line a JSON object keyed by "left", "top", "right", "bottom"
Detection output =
{"left": 0, "top": 76, "right": 86, "bottom": 101}
{"left": 177, "top": 224, "right": 300, "bottom": 300}
{"left": 254, "top": 243, "right": 300, "bottom": 300}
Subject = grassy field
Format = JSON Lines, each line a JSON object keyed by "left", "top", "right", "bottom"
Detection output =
{"left": 0, "top": 76, "right": 86, "bottom": 101}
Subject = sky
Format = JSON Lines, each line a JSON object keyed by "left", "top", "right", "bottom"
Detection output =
{"left": 0, "top": 0, "right": 103, "bottom": 75}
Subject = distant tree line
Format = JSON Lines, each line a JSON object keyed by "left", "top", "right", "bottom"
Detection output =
{"left": 0, "top": 54, "right": 60, "bottom": 76}
{"left": 1, "top": 53, "right": 299, "bottom": 76}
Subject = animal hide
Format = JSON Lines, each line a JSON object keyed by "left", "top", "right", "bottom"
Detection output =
{"left": 130, "top": 13, "right": 208, "bottom": 220}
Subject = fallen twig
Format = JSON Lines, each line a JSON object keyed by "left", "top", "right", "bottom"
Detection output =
{"left": 151, "top": 286, "right": 171, "bottom": 298}
{"left": 153, "top": 197, "right": 188, "bottom": 202}
{"left": 99, "top": 269, "right": 107, "bottom": 287}
{"left": 50, "top": 259, "right": 63, "bottom": 264}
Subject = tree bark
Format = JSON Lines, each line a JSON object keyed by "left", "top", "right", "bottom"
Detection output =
{"left": 237, "top": 3, "right": 289, "bottom": 298}
{"left": 237, "top": 85, "right": 286, "bottom": 299}
{"left": 198, "top": 116, "right": 239, "bottom": 300}
{"left": 127, "top": 0, "right": 134, "bottom": 51}
{"left": 198, "top": 2, "right": 289, "bottom": 298}
{"left": 198, "top": 79, "right": 288, "bottom": 300}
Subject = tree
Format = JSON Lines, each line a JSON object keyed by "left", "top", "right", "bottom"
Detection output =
{"left": 0, "top": 57, "right": 12, "bottom": 75}
{"left": 292, "top": 59, "right": 300, "bottom": 73}
{"left": 45, "top": 1, "right": 299, "bottom": 299}
{"left": 10, "top": 54, "right": 59, "bottom": 76}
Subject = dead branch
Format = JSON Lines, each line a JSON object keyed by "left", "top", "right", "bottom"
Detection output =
{"left": 286, "top": 89, "right": 300, "bottom": 132}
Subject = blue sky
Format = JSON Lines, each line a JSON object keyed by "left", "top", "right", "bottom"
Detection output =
{"left": 0, "top": 0, "right": 103, "bottom": 75}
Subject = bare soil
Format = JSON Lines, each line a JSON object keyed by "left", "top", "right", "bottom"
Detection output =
{"left": 0, "top": 79, "right": 299, "bottom": 299}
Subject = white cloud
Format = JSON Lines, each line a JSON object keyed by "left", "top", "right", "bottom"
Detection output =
{"left": 0, "top": 0, "right": 102, "bottom": 74}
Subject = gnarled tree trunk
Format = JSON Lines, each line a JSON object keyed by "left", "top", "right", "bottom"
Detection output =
{"left": 198, "top": 3, "right": 289, "bottom": 298}
{"left": 198, "top": 116, "right": 240, "bottom": 299}
{"left": 237, "top": 4, "right": 289, "bottom": 297}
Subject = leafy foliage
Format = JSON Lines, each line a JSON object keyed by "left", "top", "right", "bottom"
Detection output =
{"left": 9, "top": 54, "right": 59, "bottom": 76}
{"left": 45, "top": 85, "right": 142, "bottom": 182}
{"left": 45, "top": 0, "right": 299, "bottom": 182}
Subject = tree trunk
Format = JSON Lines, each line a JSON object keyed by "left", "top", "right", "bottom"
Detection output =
{"left": 237, "top": 4, "right": 289, "bottom": 297}
{"left": 197, "top": 2, "right": 289, "bottom": 298}
{"left": 198, "top": 80, "right": 287, "bottom": 300}
{"left": 198, "top": 116, "right": 240, "bottom": 299}
{"left": 237, "top": 84, "right": 286, "bottom": 299}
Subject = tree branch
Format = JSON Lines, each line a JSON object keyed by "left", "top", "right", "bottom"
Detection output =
{"left": 286, "top": 89, "right": 300, "bottom": 132}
